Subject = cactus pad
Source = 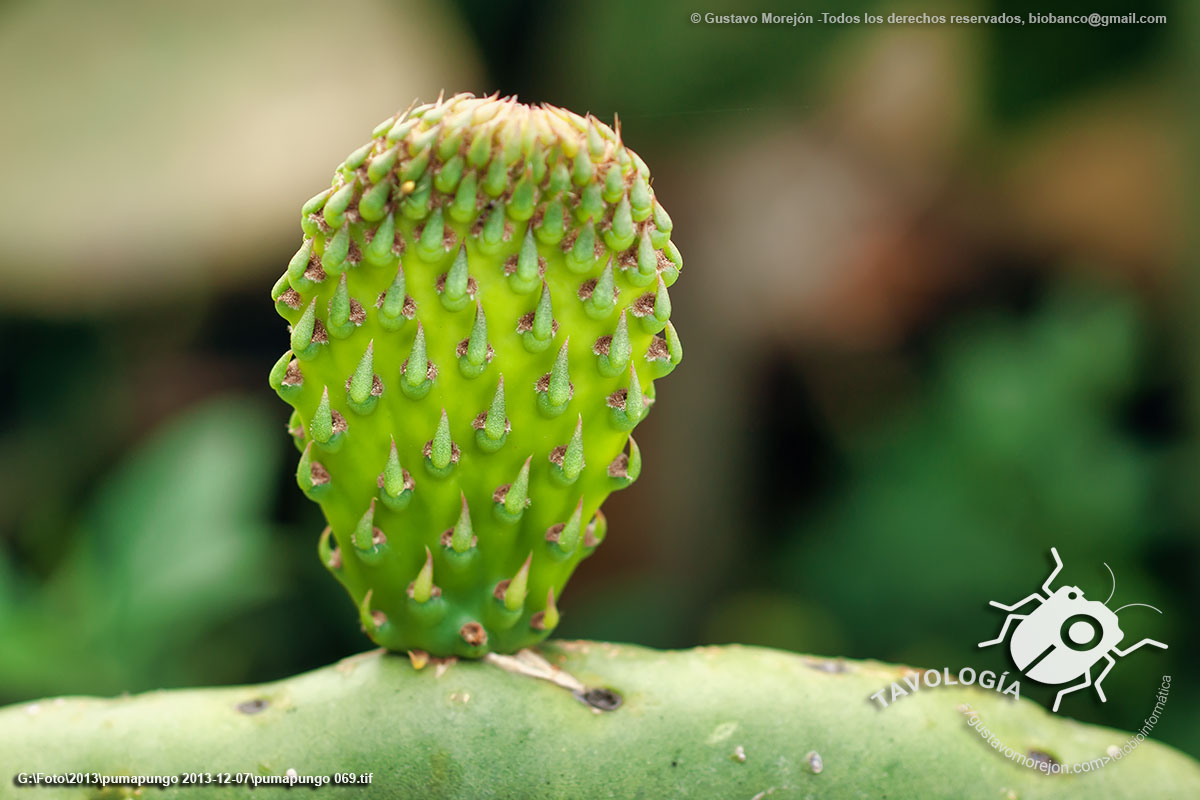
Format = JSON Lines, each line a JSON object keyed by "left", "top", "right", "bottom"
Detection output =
{"left": 270, "top": 94, "right": 682, "bottom": 657}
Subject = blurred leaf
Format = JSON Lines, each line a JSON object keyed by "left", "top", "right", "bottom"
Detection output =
{"left": 779, "top": 281, "right": 1172, "bottom": 730}
{"left": 0, "top": 396, "right": 282, "bottom": 700}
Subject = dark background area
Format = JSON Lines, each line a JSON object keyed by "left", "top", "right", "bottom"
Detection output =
{"left": 1, "top": 0, "right": 1197, "bottom": 758}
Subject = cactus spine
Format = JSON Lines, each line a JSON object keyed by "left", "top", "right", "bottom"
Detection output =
{"left": 271, "top": 94, "right": 683, "bottom": 657}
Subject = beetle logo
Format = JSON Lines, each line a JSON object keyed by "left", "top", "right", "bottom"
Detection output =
{"left": 978, "top": 547, "right": 1167, "bottom": 712}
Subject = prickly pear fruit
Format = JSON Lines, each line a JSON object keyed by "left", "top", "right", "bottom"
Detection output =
{"left": 270, "top": 94, "right": 683, "bottom": 657}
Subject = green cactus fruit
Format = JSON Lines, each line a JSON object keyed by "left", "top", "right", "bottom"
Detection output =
{"left": 271, "top": 93, "right": 682, "bottom": 657}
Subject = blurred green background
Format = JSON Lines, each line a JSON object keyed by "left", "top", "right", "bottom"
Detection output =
{"left": 2, "top": 0, "right": 1197, "bottom": 760}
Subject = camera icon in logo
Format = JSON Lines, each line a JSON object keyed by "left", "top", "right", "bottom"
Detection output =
{"left": 978, "top": 548, "right": 1166, "bottom": 712}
